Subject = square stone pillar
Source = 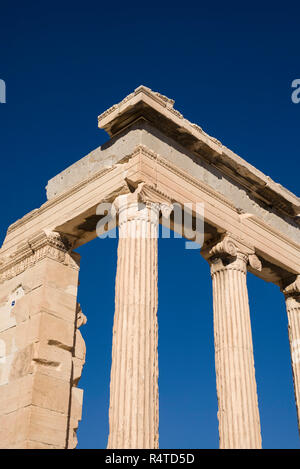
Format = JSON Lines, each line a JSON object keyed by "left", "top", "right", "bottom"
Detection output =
{"left": 0, "top": 231, "right": 85, "bottom": 449}
{"left": 107, "top": 186, "right": 159, "bottom": 449}
{"left": 202, "top": 234, "right": 262, "bottom": 449}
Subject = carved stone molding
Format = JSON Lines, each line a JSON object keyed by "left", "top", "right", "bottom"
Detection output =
{"left": 201, "top": 233, "right": 262, "bottom": 274}
{"left": 0, "top": 230, "right": 78, "bottom": 283}
{"left": 112, "top": 181, "right": 174, "bottom": 225}
{"left": 281, "top": 275, "right": 300, "bottom": 309}
{"left": 282, "top": 275, "right": 300, "bottom": 298}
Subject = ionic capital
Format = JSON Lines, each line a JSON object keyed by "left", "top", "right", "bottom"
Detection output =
{"left": 113, "top": 182, "right": 158, "bottom": 208}
{"left": 201, "top": 233, "right": 262, "bottom": 274}
{"left": 112, "top": 182, "right": 174, "bottom": 225}
{"left": 281, "top": 275, "right": 300, "bottom": 300}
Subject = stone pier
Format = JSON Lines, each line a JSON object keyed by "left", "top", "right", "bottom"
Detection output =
{"left": 0, "top": 232, "right": 85, "bottom": 448}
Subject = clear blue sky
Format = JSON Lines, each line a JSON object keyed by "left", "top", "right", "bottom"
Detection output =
{"left": 0, "top": 1, "right": 299, "bottom": 449}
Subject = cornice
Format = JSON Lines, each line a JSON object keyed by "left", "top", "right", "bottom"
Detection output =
{"left": 245, "top": 215, "right": 300, "bottom": 252}
{"left": 98, "top": 86, "right": 300, "bottom": 218}
{"left": 5, "top": 143, "right": 234, "bottom": 238}
{"left": 7, "top": 166, "right": 114, "bottom": 235}
{"left": 98, "top": 86, "right": 174, "bottom": 120}
{"left": 136, "top": 144, "right": 237, "bottom": 211}
{"left": 137, "top": 145, "right": 300, "bottom": 263}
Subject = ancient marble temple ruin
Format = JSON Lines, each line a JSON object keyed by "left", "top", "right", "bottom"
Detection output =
{"left": 0, "top": 87, "right": 299, "bottom": 449}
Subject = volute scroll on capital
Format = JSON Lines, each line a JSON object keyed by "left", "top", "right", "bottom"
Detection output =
{"left": 112, "top": 181, "right": 174, "bottom": 220}
{"left": 281, "top": 275, "right": 300, "bottom": 298}
{"left": 201, "top": 233, "right": 262, "bottom": 273}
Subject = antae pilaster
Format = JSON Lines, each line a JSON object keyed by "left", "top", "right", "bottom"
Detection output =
{"left": 0, "top": 231, "right": 84, "bottom": 449}
{"left": 282, "top": 275, "right": 300, "bottom": 433}
{"left": 202, "top": 234, "right": 262, "bottom": 449}
{"left": 107, "top": 184, "right": 160, "bottom": 449}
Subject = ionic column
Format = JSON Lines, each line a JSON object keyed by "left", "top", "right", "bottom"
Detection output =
{"left": 202, "top": 235, "right": 262, "bottom": 449}
{"left": 107, "top": 186, "right": 159, "bottom": 449}
{"left": 282, "top": 275, "right": 300, "bottom": 433}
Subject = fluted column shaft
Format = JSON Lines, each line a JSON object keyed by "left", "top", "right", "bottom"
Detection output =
{"left": 203, "top": 236, "right": 262, "bottom": 449}
{"left": 282, "top": 276, "right": 300, "bottom": 433}
{"left": 107, "top": 192, "right": 159, "bottom": 449}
